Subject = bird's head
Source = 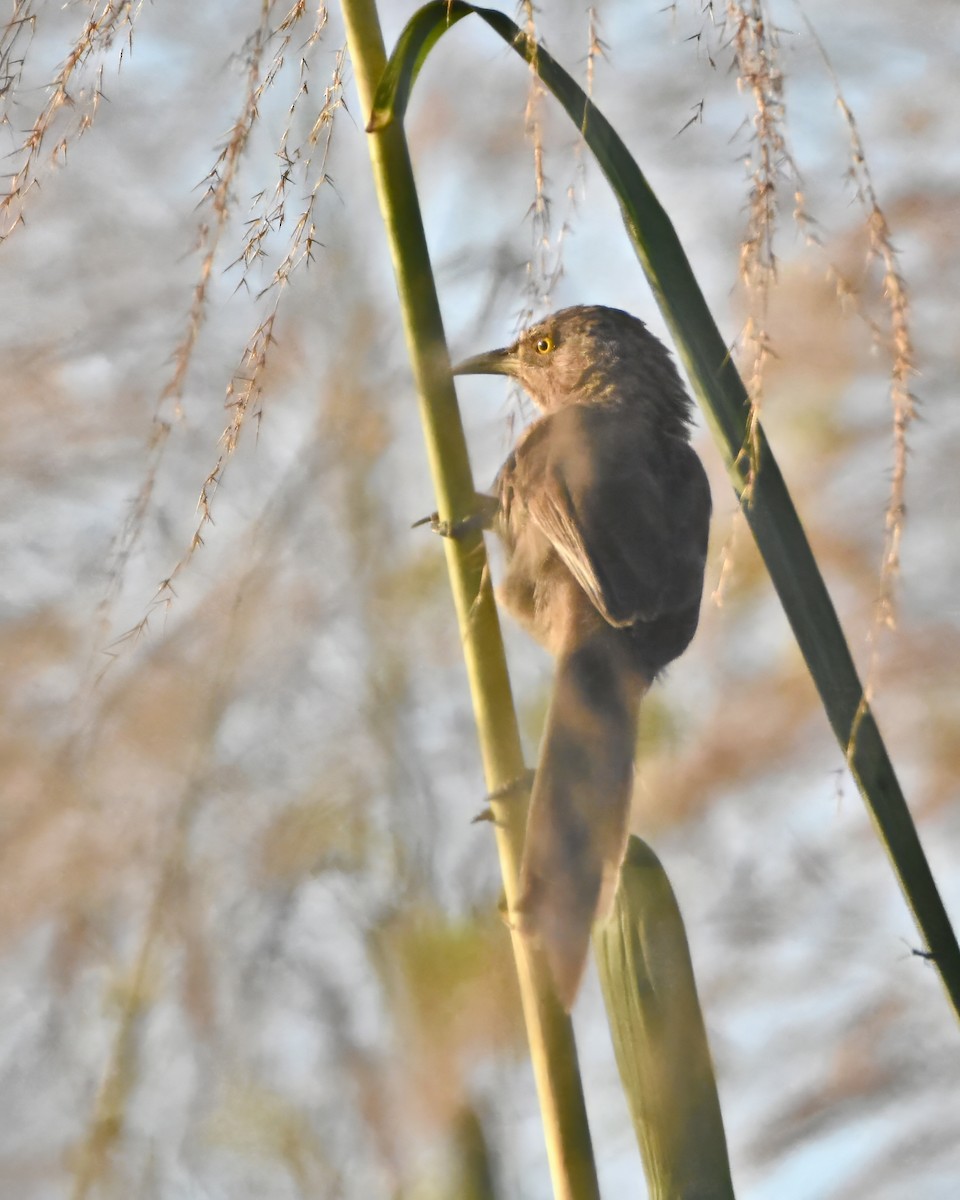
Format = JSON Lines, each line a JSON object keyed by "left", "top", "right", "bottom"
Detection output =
{"left": 453, "top": 304, "right": 693, "bottom": 432}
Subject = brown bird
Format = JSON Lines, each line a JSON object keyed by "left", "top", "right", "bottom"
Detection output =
{"left": 453, "top": 305, "right": 711, "bottom": 1009}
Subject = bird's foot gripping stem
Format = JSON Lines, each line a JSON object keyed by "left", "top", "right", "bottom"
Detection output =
{"left": 412, "top": 493, "right": 498, "bottom": 540}
{"left": 471, "top": 768, "right": 536, "bottom": 824}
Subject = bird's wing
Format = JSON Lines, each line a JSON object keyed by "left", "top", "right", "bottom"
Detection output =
{"left": 518, "top": 405, "right": 711, "bottom": 626}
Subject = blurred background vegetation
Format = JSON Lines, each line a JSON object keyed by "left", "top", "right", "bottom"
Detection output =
{"left": 0, "top": 1, "right": 958, "bottom": 1196}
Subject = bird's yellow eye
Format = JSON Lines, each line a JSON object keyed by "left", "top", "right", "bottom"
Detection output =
{"left": 535, "top": 336, "right": 554, "bottom": 355}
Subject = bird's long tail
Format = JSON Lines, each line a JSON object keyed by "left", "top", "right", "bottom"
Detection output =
{"left": 517, "top": 631, "right": 647, "bottom": 1009}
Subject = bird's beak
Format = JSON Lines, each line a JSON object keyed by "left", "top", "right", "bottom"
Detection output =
{"left": 452, "top": 343, "right": 519, "bottom": 377}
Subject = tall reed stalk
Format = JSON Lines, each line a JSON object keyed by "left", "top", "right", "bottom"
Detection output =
{"left": 340, "top": 3, "right": 600, "bottom": 1196}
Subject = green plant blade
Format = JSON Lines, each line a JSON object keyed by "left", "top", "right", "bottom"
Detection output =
{"left": 373, "top": 2, "right": 960, "bottom": 1023}
{"left": 366, "top": 5, "right": 473, "bottom": 133}
{"left": 595, "top": 838, "right": 734, "bottom": 1199}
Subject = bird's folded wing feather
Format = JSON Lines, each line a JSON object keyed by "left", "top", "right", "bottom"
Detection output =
{"left": 517, "top": 406, "right": 710, "bottom": 625}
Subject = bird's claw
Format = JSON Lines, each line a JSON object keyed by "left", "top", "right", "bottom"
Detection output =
{"left": 410, "top": 512, "right": 471, "bottom": 539}
{"left": 487, "top": 768, "right": 536, "bottom": 803}
{"left": 412, "top": 495, "right": 498, "bottom": 540}
{"left": 470, "top": 770, "right": 535, "bottom": 826}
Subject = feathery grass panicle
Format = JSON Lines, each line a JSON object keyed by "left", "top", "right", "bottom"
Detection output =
{"left": 798, "top": 15, "right": 917, "bottom": 644}
{"left": 726, "top": 0, "right": 801, "bottom": 489}
{"left": 0, "top": 0, "right": 161, "bottom": 689}
{"left": 518, "top": 1, "right": 553, "bottom": 325}
{"left": 512, "top": 6, "right": 605, "bottom": 445}
{"left": 97, "top": 2, "right": 285, "bottom": 660}
{"left": 517, "top": 3, "right": 604, "bottom": 333}
{"left": 182, "top": 32, "right": 344, "bottom": 568}
{"left": 573, "top": 7, "right": 607, "bottom": 211}
{"left": 585, "top": 6, "right": 607, "bottom": 100}
{"left": 720, "top": 3, "right": 917, "bottom": 748}
{"left": 105, "top": 5, "right": 340, "bottom": 660}
{"left": 693, "top": 0, "right": 805, "bottom": 605}
{"left": 0, "top": 1, "right": 139, "bottom": 241}
{"left": 562, "top": 6, "right": 607, "bottom": 226}
{"left": 161, "top": 2, "right": 287, "bottom": 419}
{"left": 696, "top": 3, "right": 915, "bottom": 643}
{"left": 800, "top": 16, "right": 917, "bottom": 756}
{"left": 157, "top": 2, "right": 327, "bottom": 424}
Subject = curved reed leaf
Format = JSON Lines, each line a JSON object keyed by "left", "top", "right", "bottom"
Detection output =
{"left": 372, "top": 1, "right": 960, "bottom": 1023}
